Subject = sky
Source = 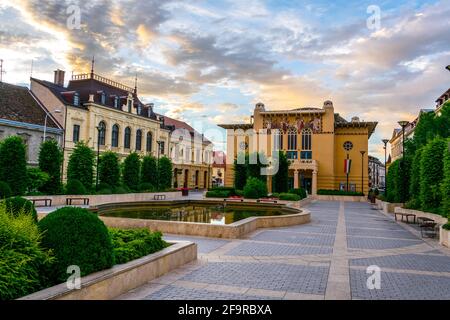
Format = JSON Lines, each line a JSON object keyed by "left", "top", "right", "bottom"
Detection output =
{"left": 0, "top": 0, "right": 449, "bottom": 159}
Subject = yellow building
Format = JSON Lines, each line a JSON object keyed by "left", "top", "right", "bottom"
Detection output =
{"left": 31, "top": 69, "right": 212, "bottom": 188}
{"left": 219, "top": 101, "right": 377, "bottom": 195}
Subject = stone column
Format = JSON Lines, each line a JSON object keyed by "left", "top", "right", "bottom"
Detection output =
{"left": 312, "top": 170, "right": 318, "bottom": 196}
{"left": 293, "top": 170, "right": 299, "bottom": 189}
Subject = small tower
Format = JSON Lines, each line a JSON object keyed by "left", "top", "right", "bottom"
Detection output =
{"left": 253, "top": 102, "right": 265, "bottom": 129}
{"left": 323, "top": 100, "right": 334, "bottom": 111}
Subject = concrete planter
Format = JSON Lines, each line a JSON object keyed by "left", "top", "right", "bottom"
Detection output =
{"left": 375, "top": 199, "right": 403, "bottom": 213}
{"left": 440, "top": 227, "right": 450, "bottom": 248}
{"left": 314, "top": 195, "right": 367, "bottom": 202}
{"left": 394, "top": 207, "right": 448, "bottom": 225}
{"left": 20, "top": 241, "right": 196, "bottom": 300}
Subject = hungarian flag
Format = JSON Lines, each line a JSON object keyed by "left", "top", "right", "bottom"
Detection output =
{"left": 344, "top": 158, "right": 352, "bottom": 174}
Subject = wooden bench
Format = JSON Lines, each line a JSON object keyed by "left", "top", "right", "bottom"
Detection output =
{"left": 31, "top": 198, "right": 52, "bottom": 207}
{"left": 419, "top": 221, "right": 438, "bottom": 238}
{"left": 153, "top": 194, "right": 166, "bottom": 200}
{"left": 257, "top": 199, "right": 278, "bottom": 204}
{"left": 66, "top": 197, "right": 90, "bottom": 205}
{"left": 394, "top": 212, "right": 416, "bottom": 224}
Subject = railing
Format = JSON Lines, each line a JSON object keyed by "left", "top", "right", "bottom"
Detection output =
{"left": 71, "top": 73, "right": 134, "bottom": 93}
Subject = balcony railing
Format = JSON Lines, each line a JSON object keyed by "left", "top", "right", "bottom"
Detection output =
{"left": 71, "top": 73, "right": 134, "bottom": 93}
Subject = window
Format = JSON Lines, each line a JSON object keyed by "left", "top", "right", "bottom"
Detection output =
{"left": 101, "top": 92, "right": 106, "bottom": 105}
{"left": 127, "top": 99, "right": 132, "bottom": 113}
{"left": 136, "top": 129, "right": 142, "bottom": 151}
{"left": 287, "top": 129, "right": 297, "bottom": 159}
{"left": 137, "top": 105, "right": 142, "bottom": 115}
{"left": 273, "top": 131, "right": 283, "bottom": 151}
{"left": 73, "top": 124, "right": 80, "bottom": 143}
{"left": 74, "top": 93, "right": 80, "bottom": 106}
{"left": 159, "top": 141, "right": 165, "bottom": 155}
{"left": 301, "top": 128, "right": 312, "bottom": 159}
{"left": 112, "top": 124, "right": 119, "bottom": 147}
{"left": 98, "top": 121, "right": 106, "bottom": 146}
{"left": 114, "top": 96, "right": 119, "bottom": 109}
{"left": 124, "top": 127, "right": 131, "bottom": 149}
{"left": 146, "top": 132, "right": 153, "bottom": 152}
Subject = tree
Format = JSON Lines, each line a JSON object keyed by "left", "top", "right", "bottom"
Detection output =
{"left": 246, "top": 152, "right": 268, "bottom": 183}
{"left": 0, "top": 136, "right": 27, "bottom": 195}
{"left": 272, "top": 151, "right": 290, "bottom": 193}
{"left": 243, "top": 177, "right": 268, "bottom": 199}
{"left": 67, "top": 142, "right": 94, "bottom": 191}
{"left": 441, "top": 138, "right": 450, "bottom": 214}
{"left": 233, "top": 153, "right": 247, "bottom": 190}
{"left": 26, "top": 168, "right": 50, "bottom": 194}
{"left": 38, "top": 139, "right": 62, "bottom": 194}
{"left": 123, "top": 152, "right": 141, "bottom": 191}
{"left": 158, "top": 156, "right": 173, "bottom": 190}
{"left": 396, "top": 155, "right": 412, "bottom": 203}
{"left": 386, "top": 159, "right": 400, "bottom": 203}
{"left": 435, "top": 102, "right": 450, "bottom": 140}
{"left": 412, "top": 111, "right": 437, "bottom": 149}
{"left": 98, "top": 151, "right": 120, "bottom": 188}
{"left": 408, "top": 147, "right": 423, "bottom": 208}
{"left": 420, "top": 137, "right": 447, "bottom": 211}
{"left": 141, "top": 155, "right": 158, "bottom": 188}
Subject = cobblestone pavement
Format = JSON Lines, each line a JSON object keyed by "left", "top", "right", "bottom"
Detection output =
{"left": 117, "top": 200, "right": 450, "bottom": 300}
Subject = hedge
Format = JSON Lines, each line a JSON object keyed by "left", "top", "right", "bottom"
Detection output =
{"left": 141, "top": 156, "right": 157, "bottom": 189}
{"left": 289, "top": 188, "right": 307, "bottom": 199}
{"left": 38, "top": 207, "right": 115, "bottom": 283}
{"left": 243, "top": 177, "right": 267, "bottom": 199}
{"left": 205, "top": 190, "right": 231, "bottom": 198}
{"left": 441, "top": 139, "right": 450, "bottom": 215}
{"left": 38, "top": 140, "right": 63, "bottom": 194}
{"left": 0, "top": 181, "right": 12, "bottom": 199}
{"left": 67, "top": 142, "right": 94, "bottom": 191}
{"left": 123, "top": 153, "right": 141, "bottom": 191}
{"left": 4, "top": 196, "right": 38, "bottom": 223}
{"left": 0, "top": 136, "right": 27, "bottom": 196}
{"left": 65, "top": 179, "right": 87, "bottom": 195}
{"left": 157, "top": 156, "right": 173, "bottom": 190}
{"left": 98, "top": 151, "right": 121, "bottom": 188}
{"left": 278, "top": 193, "right": 301, "bottom": 201}
{"left": 317, "top": 190, "right": 364, "bottom": 196}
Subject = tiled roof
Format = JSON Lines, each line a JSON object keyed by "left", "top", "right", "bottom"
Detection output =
{"left": 156, "top": 113, "right": 212, "bottom": 144}
{"left": 0, "top": 82, "right": 59, "bottom": 128}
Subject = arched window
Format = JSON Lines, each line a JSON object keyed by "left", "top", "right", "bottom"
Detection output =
{"left": 273, "top": 130, "right": 283, "bottom": 151}
{"left": 98, "top": 121, "right": 106, "bottom": 146}
{"left": 146, "top": 132, "right": 153, "bottom": 152}
{"left": 301, "top": 128, "right": 312, "bottom": 159}
{"left": 136, "top": 129, "right": 142, "bottom": 151}
{"left": 287, "top": 128, "right": 298, "bottom": 159}
{"left": 112, "top": 124, "right": 119, "bottom": 147}
{"left": 124, "top": 127, "right": 131, "bottom": 149}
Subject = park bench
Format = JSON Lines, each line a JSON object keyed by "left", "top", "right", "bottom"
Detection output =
{"left": 394, "top": 212, "right": 416, "bottom": 224}
{"left": 224, "top": 197, "right": 244, "bottom": 202}
{"left": 30, "top": 198, "right": 52, "bottom": 207}
{"left": 419, "top": 219, "right": 438, "bottom": 238}
{"left": 66, "top": 197, "right": 90, "bottom": 206}
{"left": 257, "top": 198, "right": 278, "bottom": 204}
{"left": 153, "top": 194, "right": 166, "bottom": 200}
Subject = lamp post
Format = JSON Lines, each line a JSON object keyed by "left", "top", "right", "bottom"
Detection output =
{"left": 382, "top": 139, "right": 389, "bottom": 196}
{"left": 360, "top": 151, "right": 366, "bottom": 195}
{"left": 95, "top": 125, "right": 104, "bottom": 191}
{"left": 43, "top": 109, "right": 62, "bottom": 141}
{"left": 156, "top": 140, "right": 163, "bottom": 190}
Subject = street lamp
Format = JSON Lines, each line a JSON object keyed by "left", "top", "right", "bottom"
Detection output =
{"left": 43, "top": 109, "right": 61, "bottom": 141}
{"left": 382, "top": 139, "right": 389, "bottom": 196}
{"left": 156, "top": 140, "right": 163, "bottom": 190}
{"left": 95, "top": 125, "right": 104, "bottom": 191}
{"left": 360, "top": 151, "right": 366, "bottom": 195}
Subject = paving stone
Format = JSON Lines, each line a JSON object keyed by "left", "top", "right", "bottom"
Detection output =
{"left": 251, "top": 230, "right": 335, "bottom": 247}
{"left": 346, "top": 227, "right": 418, "bottom": 240}
{"left": 225, "top": 242, "right": 333, "bottom": 256}
{"left": 347, "top": 236, "right": 421, "bottom": 249}
{"left": 164, "top": 235, "right": 229, "bottom": 254}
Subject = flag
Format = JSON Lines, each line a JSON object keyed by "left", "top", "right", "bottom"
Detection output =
{"left": 344, "top": 158, "right": 352, "bottom": 174}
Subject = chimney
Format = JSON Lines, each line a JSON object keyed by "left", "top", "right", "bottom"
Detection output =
{"left": 54, "top": 69, "right": 65, "bottom": 87}
{"left": 351, "top": 116, "right": 360, "bottom": 123}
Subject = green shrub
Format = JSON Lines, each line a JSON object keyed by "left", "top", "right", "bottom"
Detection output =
{"left": 409, "top": 147, "right": 423, "bottom": 203}
{"left": 272, "top": 151, "right": 290, "bottom": 193}
{"left": 235, "top": 190, "right": 244, "bottom": 197}
{"left": 141, "top": 156, "right": 157, "bottom": 189}
{"left": 205, "top": 190, "right": 231, "bottom": 198}
{"left": 97, "top": 182, "right": 111, "bottom": 191}
{"left": 139, "top": 182, "right": 155, "bottom": 192}
{"left": 98, "top": 151, "right": 120, "bottom": 188}
{"left": 38, "top": 207, "right": 114, "bottom": 283}
{"left": 65, "top": 179, "right": 87, "bottom": 195}
{"left": 0, "top": 204, "right": 54, "bottom": 300}
{"left": 243, "top": 177, "right": 268, "bottom": 199}
{"left": 289, "top": 188, "right": 307, "bottom": 199}
{"left": 420, "top": 137, "right": 446, "bottom": 211}
{"left": 38, "top": 140, "right": 63, "bottom": 194}
{"left": 113, "top": 185, "right": 129, "bottom": 194}
{"left": 443, "top": 223, "right": 450, "bottom": 231}
{"left": 441, "top": 139, "right": 450, "bottom": 215}
{"left": 67, "top": 142, "right": 94, "bottom": 191}
{"left": 271, "top": 192, "right": 280, "bottom": 198}
{"left": 4, "top": 196, "right": 38, "bottom": 223}
{"left": 233, "top": 154, "right": 247, "bottom": 190}
{"left": 405, "top": 198, "right": 421, "bottom": 210}
{"left": 0, "top": 136, "right": 28, "bottom": 195}
{"left": 26, "top": 168, "right": 50, "bottom": 194}
{"left": 123, "top": 153, "right": 141, "bottom": 191}
{"left": 109, "top": 228, "right": 168, "bottom": 265}
{"left": 0, "top": 181, "right": 12, "bottom": 199}
{"left": 278, "top": 193, "right": 301, "bottom": 201}
{"left": 97, "top": 188, "right": 113, "bottom": 195}
{"left": 317, "top": 190, "right": 364, "bottom": 196}
{"left": 158, "top": 156, "right": 173, "bottom": 190}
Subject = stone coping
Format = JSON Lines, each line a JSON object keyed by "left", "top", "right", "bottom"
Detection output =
{"left": 95, "top": 200, "right": 310, "bottom": 239}
{"left": 375, "top": 199, "right": 404, "bottom": 213}
{"left": 394, "top": 207, "right": 448, "bottom": 225}
{"left": 19, "top": 241, "right": 197, "bottom": 300}
{"left": 440, "top": 227, "right": 450, "bottom": 248}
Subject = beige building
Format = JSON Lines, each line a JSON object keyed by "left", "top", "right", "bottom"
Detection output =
{"left": 31, "top": 69, "right": 212, "bottom": 188}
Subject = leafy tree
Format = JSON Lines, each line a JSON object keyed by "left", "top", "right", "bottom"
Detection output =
{"left": 272, "top": 151, "right": 290, "bottom": 193}
{"left": 38, "top": 140, "right": 62, "bottom": 194}
{"left": 0, "top": 136, "right": 27, "bottom": 195}
{"left": 67, "top": 142, "right": 94, "bottom": 191}
{"left": 412, "top": 111, "right": 437, "bottom": 149}
{"left": 243, "top": 177, "right": 268, "bottom": 199}
{"left": 441, "top": 138, "right": 450, "bottom": 215}
{"left": 407, "top": 147, "right": 423, "bottom": 208}
{"left": 386, "top": 159, "right": 400, "bottom": 203}
{"left": 420, "top": 137, "right": 447, "bottom": 211}
{"left": 98, "top": 151, "right": 120, "bottom": 188}
{"left": 26, "top": 168, "right": 50, "bottom": 194}
{"left": 123, "top": 153, "right": 141, "bottom": 191}
{"left": 141, "top": 155, "right": 158, "bottom": 188}
{"left": 158, "top": 156, "right": 173, "bottom": 190}
{"left": 247, "top": 152, "right": 268, "bottom": 183}
{"left": 396, "top": 155, "right": 412, "bottom": 203}
{"left": 233, "top": 153, "right": 247, "bottom": 190}
{"left": 435, "top": 102, "right": 450, "bottom": 140}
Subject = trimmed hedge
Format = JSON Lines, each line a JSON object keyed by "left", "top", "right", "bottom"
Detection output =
{"left": 110, "top": 228, "right": 169, "bottom": 265}
{"left": 289, "top": 188, "right": 307, "bottom": 199}
{"left": 4, "top": 196, "right": 38, "bottom": 223}
{"left": 123, "top": 153, "right": 141, "bottom": 191}
{"left": 98, "top": 151, "right": 121, "bottom": 188}
{"left": 441, "top": 138, "right": 450, "bottom": 215}
{"left": 243, "top": 177, "right": 268, "bottom": 199}
{"left": 158, "top": 156, "right": 173, "bottom": 190}
{"left": 141, "top": 156, "right": 157, "bottom": 189}
{"left": 0, "top": 136, "right": 27, "bottom": 195}
{"left": 0, "top": 181, "right": 12, "bottom": 199}
{"left": 67, "top": 142, "right": 94, "bottom": 191}
{"left": 65, "top": 179, "right": 87, "bottom": 195}
{"left": 38, "top": 140, "right": 63, "bottom": 194}
{"left": 205, "top": 190, "right": 231, "bottom": 198}
{"left": 38, "top": 207, "right": 115, "bottom": 283}
{"left": 317, "top": 190, "right": 364, "bottom": 196}
{"left": 278, "top": 193, "right": 301, "bottom": 201}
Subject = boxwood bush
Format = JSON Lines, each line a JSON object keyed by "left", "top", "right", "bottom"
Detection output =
{"left": 243, "top": 177, "right": 268, "bottom": 199}
{"left": 110, "top": 228, "right": 169, "bottom": 265}
{"left": 4, "top": 196, "right": 38, "bottom": 223}
{"left": 65, "top": 179, "right": 87, "bottom": 195}
{"left": 38, "top": 207, "right": 114, "bottom": 283}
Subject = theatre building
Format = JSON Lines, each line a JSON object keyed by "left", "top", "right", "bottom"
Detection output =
{"left": 219, "top": 101, "right": 377, "bottom": 195}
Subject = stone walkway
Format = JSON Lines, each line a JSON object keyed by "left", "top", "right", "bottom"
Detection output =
{"left": 117, "top": 200, "right": 450, "bottom": 300}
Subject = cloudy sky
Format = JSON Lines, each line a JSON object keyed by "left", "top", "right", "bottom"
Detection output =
{"left": 0, "top": 0, "right": 449, "bottom": 158}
